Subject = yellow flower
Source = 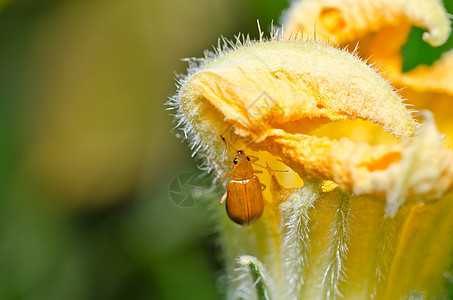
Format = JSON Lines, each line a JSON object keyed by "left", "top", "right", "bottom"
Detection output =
{"left": 169, "top": 1, "right": 453, "bottom": 299}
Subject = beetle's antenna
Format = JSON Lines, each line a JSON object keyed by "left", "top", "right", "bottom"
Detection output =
{"left": 220, "top": 135, "right": 230, "bottom": 163}
{"left": 252, "top": 161, "right": 288, "bottom": 172}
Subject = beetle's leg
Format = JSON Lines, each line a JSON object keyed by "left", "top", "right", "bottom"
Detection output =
{"left": 216, "top": 171, "right": 232, "bottom": 183}
{"left": 220, "top": 192, "right": 227, "bottom": 205}
{"left": 207, "top": 157, "right": 222, "bottom": 175}
{"left": 261, "top": 183, "right": 266, "bottom": 191}
{"left": 247, "top": 155, "right": 259, "bottom": 162}
{"left": 253, "top": 169, "right": 263, "bottom": 174}
{"left": 208, "top": 157, "right": 233, "bottom": 181}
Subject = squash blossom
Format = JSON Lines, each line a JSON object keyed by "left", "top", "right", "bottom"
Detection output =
{"left": 168, "top": 0, "right": 453, "bottom": 299}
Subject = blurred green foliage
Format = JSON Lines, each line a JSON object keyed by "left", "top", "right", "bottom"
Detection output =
{"left": 0, "top": 0, "right": 451, "bottom": 299}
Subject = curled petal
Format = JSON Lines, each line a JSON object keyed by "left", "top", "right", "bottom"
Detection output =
{"left": 176, "top": 39, "right": 416, "bottom": 159}
{"left": 255, "top": 112, "right": 453, "bottom": 215}
{"left": 282, "top": 0, "right": 451, "bottom": 47}
{"left": 282, "top": 0, "right": 452, "bottom": 87}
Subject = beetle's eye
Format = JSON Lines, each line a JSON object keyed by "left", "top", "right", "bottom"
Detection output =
{"left": 246, "top": 157, "right": 250, "bottom": 161}
{"left": 233, "top": 158, "right": 238, "bottom": 164}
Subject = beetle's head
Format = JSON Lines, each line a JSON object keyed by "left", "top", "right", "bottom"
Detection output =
{"left": 233, "top": 150, "right": 251, "bottom": 166}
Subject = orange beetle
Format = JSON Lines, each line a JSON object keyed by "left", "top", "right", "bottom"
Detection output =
{"left": 218, "top": 148, "right": 264, "bottom": 225}
{"left": 214, "top": 136, "right": 285, "bottom": 226}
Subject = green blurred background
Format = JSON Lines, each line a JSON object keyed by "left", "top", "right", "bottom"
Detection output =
{"left": 0, "top": 0, "right": 288, "bottom": 299}
{"left": 0, "top": 0, "right": 451, "bottom": 299}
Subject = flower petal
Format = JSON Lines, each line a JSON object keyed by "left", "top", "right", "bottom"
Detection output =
{"left": 400, "top": 49, "right": 453, "bottom": 95}
{"left": 255, "top": 112, "right": 453, "bottom": 215}
{"left": 282, "top": 0, "right": 452, "bottom": 87}
{"left": 282, "top": 0, "right": 451, "bottom": 46}
{"left": 174, "top": 39, "right": 417, "bottom": 164}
